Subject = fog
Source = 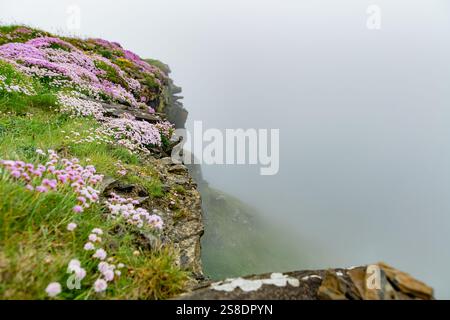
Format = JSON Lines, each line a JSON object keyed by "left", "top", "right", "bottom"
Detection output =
{"left": 1, "top": 0, "right": 450, "bottom": 297}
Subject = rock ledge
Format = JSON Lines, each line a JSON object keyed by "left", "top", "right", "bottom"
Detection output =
{"left": 177, "top": 262, "right": 433, "bottom": 300}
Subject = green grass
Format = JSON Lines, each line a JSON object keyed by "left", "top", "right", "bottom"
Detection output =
{"left": 0, "top": 25, "right": 51, "bottom": 45}
{"left": 0, "top": 29, "right": 191, "bottom": 300}
{"left": 94, "top": 60, "right": 129, "bottom": 90}
{"left": 200, "top": 187, "right": 300, "bottom": 280}
{"left": 0, "top": 106, "right": 188, "bottom": 299}
{"left": 0, "top": 89, "right": 187, "bottom": 300}
{"left": 144, "top": 59, "right": 171, "bottom": 75}
{"left": 0, "top": 59, "right": 58, "bottom": 114}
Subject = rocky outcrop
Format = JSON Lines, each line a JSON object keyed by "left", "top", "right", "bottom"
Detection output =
{"left": 161, "top": 68, "right": 188, "bottom": 129}
{"left": 99, "top": 155, "right": 204, "bottom": 285}
{"left": 147, "top": 157, "right": 204, "bottom": 280}
{"left": 176, "top": 263, "right": 433, "bottom": 300}
{"left": 92, "top": 75, "right": 205, "bottom": 285}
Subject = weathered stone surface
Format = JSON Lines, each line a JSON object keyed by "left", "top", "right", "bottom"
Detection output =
{"left": 177, "top": 270, "right": 325, "bottom": 300}
{"left": 378, "top": 262, "right": 433, "bottom": 300}
{"left": 177, "top": 263, "right": 434, "bottom": 300}
{"left": 145, "top": 156, "right": 204, "bottom": 279}
{"left": 100, "top": 101, "right": 163, "bottom": 123}
{"left": 100, "top": 155, "right": 204, "bottom": 285}
{"left": 168, "top": 164, "right": 188, "bottom": 174}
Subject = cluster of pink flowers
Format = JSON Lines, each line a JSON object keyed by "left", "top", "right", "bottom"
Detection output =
{"left": 58, "top": 117, "right": 168, "bottom": 157}
{"left": 100, "top": 114, "right": 162, "bottom": 152}
{"left": 90, "top": 38, "right": 123, "bottom": 51}
{"left": 154, "top": 120, "right": 175, "bottom": 139}
{"left": 13, "top": 27, "right": 33, "bottom": 35}
{"left": 115, "top": 161, "right": 127, "bottom": 176}
{"left": 0, "top": 37, "right": 146, "bottom": 106}
{"left": 67, "top": 259, "right": 87, "bottom": 281}
{"left": 57, "top": 114, "right": 168, "bottom": 156}
{"left": 105, "top": 193, "right": 163, "bottom": 230}
{"left": 45, "top": 282, "right": 62, "bottom": 297}
{"left": 79, "top": 227, "right": 125, "bottom": 293}
{"left": 63, "top": 128, "right": 112, "bottom": 146}
{"left": 0, "top": 74, "right": 35, "bottom": 95}
{"left": 83, "top": 228, "right": 105, "bottom": 256}
{"left": 57, "top": 93, "right": 105, "bottom": 120}
{"left": 90, "top": 38, "right": 166, "bottom": 79}
{"left": 93, "top": 259, "right": 125, "bottom": 293}
{"left": 0, "top": 149, "right": 102, "bottom": 213}
{"left": 95, "top": 54, "right": 141, "bottom": 93}
{"left": 46, "top": 227, "right": 125, "bottom": 296}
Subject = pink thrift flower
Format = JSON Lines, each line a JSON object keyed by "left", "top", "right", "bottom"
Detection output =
{"left": 68, "top": 259, "right": 81, "bottom": 272}
{"left": 11, "top": 170, "right": 21, "bottom": 178}
{"left": 77, "top": 196, "right": 86, "bottom": 204}
{"left": 98, "top": 262, "right": 109, "bottom": 273}
{"left": 67, "top": 223, "right": 77, "bottom": 231}
{"left": 26, "top": 184, "right": 34, "bottom": 191}
{"left": 103, "top": 269, "right": 114, "bottom": 282}
{"left": 92, "top": 228, "right": 103, "bottom": 235}
{"left": 74, "top": 267, "right": 86, "bottom": 280}
{"left": 36, "top": 185, "right": 48, "bottom": 193}
{"left": 45, "top": 282, "right": 62, "bottom": 297}
{"left": 33, "top": 170, "right": 43, "bottom": 178}
{"left": 94, "top": 279, "right": 107, "bottom": 293}
{"left": 73, "top": 205, "right": 83, "bottom": 213}
{"left": 93, "top": 248, "right": 107, "bottom": 260}
{"left": 84, "top": 242, "right": 95, "bottom": 251}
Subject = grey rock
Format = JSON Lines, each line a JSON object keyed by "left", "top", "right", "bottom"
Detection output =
{"left": 177, "top": 264, "right": 434, "bottom": 300}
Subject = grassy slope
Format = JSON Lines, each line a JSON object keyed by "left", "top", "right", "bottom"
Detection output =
{"left": 200, "top": 186, "right": 303, "bottom": 280}
{"left": 0, "top": 29, "right": 187, "bottom": 299}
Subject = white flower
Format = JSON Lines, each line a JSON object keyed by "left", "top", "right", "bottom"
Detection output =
{"left": 67, "top": 223, "right": 77, "bottom": 231}
{"left": 94, "top": 279, "right": 108, "bottom": 293}
{"left": 74, "top": 267, "right": 87, "bottom": 280}
{"left": 98, "top": 262, "right": 109, "bottom": 273}
{"left": 103, "top": 269, "right": 114, "bottom": 282}
{"left": 115, "top": 270, "right": 121, "bottom": 276}
{"left": 84, "top": 242, "right": 95, "bottom": 251}
{"left": 68, "top": 259, "right": 81, "bottom": 272}
{"left": 117, "top": 263, "right": 125, "bottom": 269}
{"left": 93, "top": 248, "right": 107, "bottom": 260}
{"left": 45, "top": 282, "right": 62, "bottom": 297}
{"left": 92, "top": 228, "right": 103, "bottom": 235}
{"left": 88, "top": 234, "right": 98, "bottom": 242}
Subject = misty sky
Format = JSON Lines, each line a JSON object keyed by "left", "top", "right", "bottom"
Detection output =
{"left": 1, "top": 0, "right": 450, "bottom": 297}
